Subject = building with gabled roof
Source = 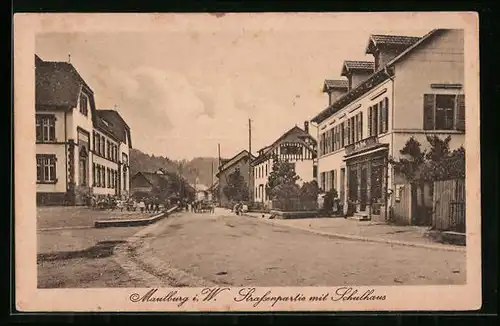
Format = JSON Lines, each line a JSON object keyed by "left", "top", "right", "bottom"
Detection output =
{"left": 311, "top": 29, "right": 465, "bottom": 225}
{"left": 216, "top": 149, "right": 255, "bottom": 208}
{"left": 252, "top": 122, "right": 317, "bottom": 206}
{"left": 35, "top": 54, "right": 132, "bottom": 205}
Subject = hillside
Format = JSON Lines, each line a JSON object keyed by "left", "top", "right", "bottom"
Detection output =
{"left": 129, "top": 148, "right": 219, "bottom": 188}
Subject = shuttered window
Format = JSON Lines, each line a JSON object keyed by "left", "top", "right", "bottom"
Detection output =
{"left": 423, "top": 94, "right": 465, "bottom": 131}
{"left": 456, "top": 94, "right": 465, "bottom": 131}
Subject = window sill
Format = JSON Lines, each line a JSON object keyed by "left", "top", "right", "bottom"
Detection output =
{"left": 36, "top": 140, "right": 59, "bottom": 144}
{"left": 37, "top": 180, "right": 58, "bottom": 184}
{"left": 393, "top": 129, "right": 465, "bottom": 134}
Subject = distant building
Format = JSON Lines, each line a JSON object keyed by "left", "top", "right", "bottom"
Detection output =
{"left": 216, "top": 150, "right": 255, "bottom": 207}
{"left": 35, "top": 55, "right": 132, "bottom": 205}
{"left": 311, "top": 29, "right": 465, "bottom": 223}
{"left": 130, "top": 170, "right": 169, "bottom": 198}
{"left": 252, "top": 123, "right": 318, "bottom": 207}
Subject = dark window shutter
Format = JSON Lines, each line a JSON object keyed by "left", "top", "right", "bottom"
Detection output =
{"left": 456, "top": 94, "right": 465, "bottom": 131}
{"left": 368, "top": 107, "right": 372, "bottom": 136}
{"left": 423, "top": 94, "right": 436, "bottom": 130}
{"left": 378, "top": 101, "right": 383, "bottom": 133}
{"left": 359, "top": 112, "right": 363, "bottom": 140}
{"left": 384, "top": 97, "right": 389, "bottom": 132}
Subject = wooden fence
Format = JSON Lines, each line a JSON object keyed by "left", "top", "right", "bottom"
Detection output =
{"left": 433, "top": 178, "right": 466, "bottom": 233}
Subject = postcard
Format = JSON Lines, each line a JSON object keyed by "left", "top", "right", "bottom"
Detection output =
{"left": 14, "top": 12, "right": 481, "bottom": 312}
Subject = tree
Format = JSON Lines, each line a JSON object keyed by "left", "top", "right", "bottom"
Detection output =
{"left": 388, "top": 137, "right": 425, "bottom": 183}
{"left": 299, "top": 180, "right": 320, "bottom": 202}
{"left": 222, "top": 168, "right": 249, "bottom": 203}
{"left": 266, "top": 153, "right": 300, "bottom": 200}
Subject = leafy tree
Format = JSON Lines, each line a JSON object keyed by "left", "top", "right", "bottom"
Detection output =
{"left": 266, "top": 153, "right": 300, "bottom": 200}
{"left": 222, "top": 168, "right": 249, "bottom": 203}
{"left": 388, "top": 137, "right": 425, "bottom": 183}
{"left": 299, "top": 180, "right": 320, "bottom": 202}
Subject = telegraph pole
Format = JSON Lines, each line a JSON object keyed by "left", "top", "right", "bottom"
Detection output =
{"left": 218, "top": 143, "right": 221, "bottom": 168}
{"left": 248, "top": 118, "right": 252, "bottom": 202}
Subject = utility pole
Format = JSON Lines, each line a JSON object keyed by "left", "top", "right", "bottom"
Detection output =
{"left": 248, "top": 118, "right": 252, "bottom": 202}
{"left": 218, "top": 143, "right": 221, "bottom": 168}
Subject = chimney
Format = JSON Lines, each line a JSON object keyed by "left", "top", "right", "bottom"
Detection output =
{"left": 323, "top": 79, "right": 349, "bottom": 105}
{"left": 304, "top": 121, "right": 309, "bottom": 133}
{"left": 365, "top": 34, "right": 421, "bottom": 71}
{"left": 341, "top": 61, "right": 375, "bottom": 90}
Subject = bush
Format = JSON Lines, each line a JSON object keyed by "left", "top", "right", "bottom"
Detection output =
{"left": 322, "top": 188, "right": 338, "bottom": 213}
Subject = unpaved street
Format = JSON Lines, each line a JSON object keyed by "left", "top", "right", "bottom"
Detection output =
{"left": 143, "top": 210, "right": 466, "bottom": 286}
{"left": 37, "top": 208, "right": 466, "bottom": 288}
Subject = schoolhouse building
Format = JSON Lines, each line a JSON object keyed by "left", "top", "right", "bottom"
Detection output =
{"left": 35, "top": 54, "right": 132, "bottom": 205}
{"left": 252, "top": 123, "right": 317, "bottom": 206}
{"left": 311, "top": 29, "right": 465, "bottom": 222}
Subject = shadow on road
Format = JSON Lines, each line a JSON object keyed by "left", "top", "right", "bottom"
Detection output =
{"left": 37, "top": 240, "right": 127, "bottom": 262}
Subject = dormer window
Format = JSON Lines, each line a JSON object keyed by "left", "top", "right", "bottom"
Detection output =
{"left": 80, "top": 94, "right": 88, "bottom": 116}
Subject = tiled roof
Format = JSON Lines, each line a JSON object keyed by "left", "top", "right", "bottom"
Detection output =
{"left": 35, "top": 55, "right": 93, "bottom": 108}
{"left": 372, "top": 34, "right": 421, "bottom": 46}
{"left": 96, "top": 109, "right": 131, "bottom": 146}
{"left": 366, "top": 34, "right": 421, "bottom": 54}
{"left": 344, "top": 60, "right": 375, "bottom": 71}
{"left": 313, "top": 29, "right": 441, "bottom": 124}
{"left": 323, "top": 79, "right": 349, "bottom": 92}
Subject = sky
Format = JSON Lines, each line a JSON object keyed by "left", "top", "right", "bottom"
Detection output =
{"left": 35, "top": 18, "right": 428, "bottom": 160}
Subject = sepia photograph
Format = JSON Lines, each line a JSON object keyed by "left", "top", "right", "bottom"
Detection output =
{"left": 14, "top": 12, "right": 481, "bottom": 311}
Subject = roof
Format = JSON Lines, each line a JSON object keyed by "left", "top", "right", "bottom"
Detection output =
{"left": 251, "top": 125, "right": 317, "bottom": 165}
{"left": 312, "top": 29, "right": 441, "bottom": 124}
{"left": 35, "top": 55, "right": 94, "bottom": 108}
{"left": 131, "top": 171, "right": 170, "bottom": 188}
{"left": 96, "top": 109, "right": 132, "bottom": 148}
{"left": 323, "top": 79, "right": 349, "bottom": 92}
{"left": 216, "top": 150, "right": 255, "bottom": 177}
{"left": 366, "top": 34, "right": 421, "bottom": 55}
{"left": 341, "top": 60, "right": 375, "bottom": 77}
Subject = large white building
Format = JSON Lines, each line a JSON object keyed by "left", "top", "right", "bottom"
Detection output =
{"left": 35, "top": 55, "right": 132, "bottom": 205}
{"left": 252, "top": 123, "right": 317, "bottom": 207}
{"left": 311, "top": 29, "right": 465, "bottom": 224}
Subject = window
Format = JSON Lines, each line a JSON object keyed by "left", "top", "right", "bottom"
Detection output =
{"left": 107, "top": 168, "right": 111, "bottom": 188}
{"left": 92, "top": 132, "right": 96, "bottom": 151}
{"left": 265, "top": 164, "right": 268, "bottom": 176}
{"left": 92, "top": 163, "right": 96, "bottom": 186}
{"left": 36, "top": 154, "right": 56, "bottom": 183}
{"left": 424, "top": 94, "right": 465, "bottom": 131}
{"left": 35, "top": 115, "right": 56, "bottom": 142}
{"left": 96, "top": 134, "right": 100, "bottom": 155}
{"left": 340, "top": 122, "right": 345, "bottom": 147}
{"left": 101, "top": 166, "right": 105, "bottom": 188}
{"left": 313, "top": 165, "right": 318, "bottom": 178}
{"left": 379, "top": 97, "right": 389, "bottom": 134}
{"left": 101, "top": 136, "right": 105, "bottom": 156}
{"left": 369, "top": 103, "right": 379, "bottom": 136}
{"left": 79, "top": 94, "right": 88, "bottom": 116}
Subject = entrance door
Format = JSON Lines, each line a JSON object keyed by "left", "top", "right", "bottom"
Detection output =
{"left": 348, "top": 167, "right": 358, "bottom": 203}
{"left": 340, "top": 168, "right": 345, "bottom": 204}
{"left": 359, "top": 164, "right": 368, "bottom": 211}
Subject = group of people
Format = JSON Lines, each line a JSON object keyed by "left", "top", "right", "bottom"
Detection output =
{"left": 133, "top": 197, "right": 163, "bottom": 213}
{"left": 185, "top": 200, "right": 215, "bottom": 214}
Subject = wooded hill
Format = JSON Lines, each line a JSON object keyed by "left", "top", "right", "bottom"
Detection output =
{"left": 129, "top": 148, "right": 219, "bottom": 187}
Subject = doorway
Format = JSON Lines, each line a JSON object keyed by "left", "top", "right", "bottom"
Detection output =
{"left": 359, "top": 164, "right": 368, "bottom": 211}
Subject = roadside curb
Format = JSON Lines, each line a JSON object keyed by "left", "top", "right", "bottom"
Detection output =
{"left": 241, "top": 213, "right": 466, "bottom": 252}
{"left": 94, "top": 206, "right": 179, "bottom": 228}
{"left": 115, "top": 213, "right": 217, "bottom": 287}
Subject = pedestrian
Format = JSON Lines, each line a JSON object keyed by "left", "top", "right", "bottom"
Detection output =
{"left": 139, "top": 198, "right": 146, "bottom": 213}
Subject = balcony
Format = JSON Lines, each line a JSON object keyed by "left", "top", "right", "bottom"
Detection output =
{"left": 344, "top": 135, "right": 379, "bottom": 156}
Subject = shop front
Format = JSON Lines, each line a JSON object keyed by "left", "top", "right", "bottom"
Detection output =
{"left": 344, "top": 136, "right": 388, "bottom": 220}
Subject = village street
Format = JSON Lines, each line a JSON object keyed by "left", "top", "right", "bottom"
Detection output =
{"left": 37, "top": 207, "right": 466, "bottom": 288}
